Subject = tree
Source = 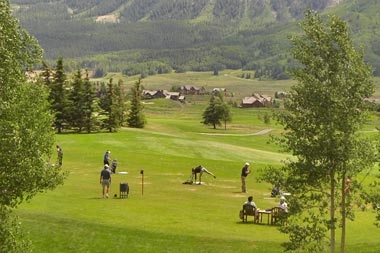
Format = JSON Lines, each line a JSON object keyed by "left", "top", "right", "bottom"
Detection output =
{"left": 262, "top": 10, "right": 376, "bottom": 253}
{"left": 0, "top": 206, "right": 31, "bottom": 253}
{"left": 114, "top": 79, "right": 127, "bottom": 127}
{"left": 67, "top": 69, "right": 96, "bottom": 132}
{"left": 220, "top": 102, "right": 232, "bottom": 130}
{"left": 0, "top": 1, "right": 66, "bottom": 251}
{"left": 40, "top": 61, "right": 52, "bottom": 87}
{"left": 99, "top": 78, "right": 118, "bottom": 132}
{"left": 83, "top": 70, "right": 97, "bottom": 133}
{"left": 68, "top": 69, "right": 86, "bottom": 131}
{"left": 127, "top": 78, "right": 146, "bottom": 128}
{"left": 202, "top": 91, "right": 231, "bottom": 129}
{"left": 50, "top": 56, "right": 68, "bottom": 133}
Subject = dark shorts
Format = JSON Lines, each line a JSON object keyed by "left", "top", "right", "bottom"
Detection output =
{"left": 102, "top": 179, "right": 110, "bottom": 188}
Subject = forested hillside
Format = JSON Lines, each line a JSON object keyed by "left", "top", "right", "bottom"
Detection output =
{"left": 10, "top": 0, "right": 380, "bottom": 78}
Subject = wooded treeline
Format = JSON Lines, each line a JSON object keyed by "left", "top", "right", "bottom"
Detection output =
{"left": 11, "top": 0, "right": 380, "bottom": 78}
{"left": 39, "top": 57, "right": 146, "bottom": 133}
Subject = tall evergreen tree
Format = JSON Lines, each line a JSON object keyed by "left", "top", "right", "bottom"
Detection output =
{"left": 83, "top": 70, "right": 96, "bottom": 133}
{"left": 220, "top": 102, "right": 232, "bottom": 130}
{"left": 114, "top": 79, "right": 127, "bottom": 127}
{"left": 127, "top": 78, "right": 146, "bottom": 128}
{"left": 68, "top": 69, "right": 86, "bottom": 132}
{"left": 50, "top": 56, "right": 68, "bottom": 133}
{"left": 99, "top": 78, "right": 118, "bottom": 132}
{"left": 202, "top": 91, "right": 231, "bottom": 129}
{"left": 262, "top": 10, "right": 376, "bottom": 253}
{"left": 40, "top": 61, "right": 52, "bottom": 87}
{"left": 0, "top": 1, "right": 66, "bottom": 251}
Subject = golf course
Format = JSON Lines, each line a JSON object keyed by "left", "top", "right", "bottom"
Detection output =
{"left": 15, "top": 72, "right": 380, "bottom": 253}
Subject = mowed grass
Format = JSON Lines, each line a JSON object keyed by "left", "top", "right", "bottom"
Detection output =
{"left": 16, "top": 83, "right": 380, "bottom": 252}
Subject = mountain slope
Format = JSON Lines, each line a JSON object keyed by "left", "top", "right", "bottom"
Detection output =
{"left": 10, "top": 0, "right": 380, "bottom": 77}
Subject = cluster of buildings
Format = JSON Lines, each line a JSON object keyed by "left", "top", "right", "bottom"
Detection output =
{"left": 142, "top": 85, "right": 275, "bottom": 108}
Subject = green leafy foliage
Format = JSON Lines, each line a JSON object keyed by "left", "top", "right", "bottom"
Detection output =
{"left": 0, "top": 1, "right": 67, "bottom": 250}
{"left": 262, "top": 10, "right": 377, "bottom": 253}
{"left": 0, "top": 206, "right": 31, "bottom": 253}
{"left": 202, "top": 92, "right": 231, "bottom": 129}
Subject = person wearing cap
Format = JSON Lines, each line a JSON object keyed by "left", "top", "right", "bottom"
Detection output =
{"left": 100, "top": 164, "right": 112, "bottom": 198}
{"left": 103, "top": 150, "right": 111, "bottom": 165}
{"left": 266, "top": 196, "right": 288, "bottom": 212}
{"left": 279, "top": 196, "right": 288, "bottom": 212}
{"left": 241, "top": 162, "right": 251, "bottom": 193}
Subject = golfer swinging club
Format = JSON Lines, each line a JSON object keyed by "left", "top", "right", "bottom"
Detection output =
{"left": 191, "top": 165, "right": 216, "bottom": 184}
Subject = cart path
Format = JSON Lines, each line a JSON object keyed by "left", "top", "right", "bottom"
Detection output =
{"left": 199, "top": 129, "right": 272, "bottom": 136}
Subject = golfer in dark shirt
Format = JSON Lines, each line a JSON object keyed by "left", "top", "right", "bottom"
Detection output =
{"left": 241, "top": 162, "right": 251, "bottom": 193}
{"left": 56, "top": 145, "right": 63, "bottom": 166}
{"left": 191, "top": 165, "right": 216, "bottom": 184}
{"left": 103, "top": 150, "right": 111, "bottom": 165}
{"left": 100, "top": 164, "right": 111, "bottom": 198}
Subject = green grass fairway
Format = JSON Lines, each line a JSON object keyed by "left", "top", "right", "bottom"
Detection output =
{"left": 16, "top": 89, "right": 380, "bottom": 252}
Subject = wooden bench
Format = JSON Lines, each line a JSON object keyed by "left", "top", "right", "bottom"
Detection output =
{"left": 271, "top": 206, "right": 287, "bottom": 225}
{"left": 241, "top": 204, "right": 259, "bottom": 223}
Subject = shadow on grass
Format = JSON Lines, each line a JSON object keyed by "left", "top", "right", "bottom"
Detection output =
{"left": 22, "top": 213, "right": 268, "bottom": 253}
{"left": 87, "top": 196, "right": 129, "bottom": 200}
{"left": 236, "top": 221, "right": 273, "bottom": 226}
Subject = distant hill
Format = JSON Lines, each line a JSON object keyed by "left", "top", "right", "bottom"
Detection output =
{"left": 10, "top": 0, "right": 380, "bottom": 78}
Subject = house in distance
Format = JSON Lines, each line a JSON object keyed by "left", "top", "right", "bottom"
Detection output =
{"left": 240, "top": 93, "right": 272, "bottom": 108}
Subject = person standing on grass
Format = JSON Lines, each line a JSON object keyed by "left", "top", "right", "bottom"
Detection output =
{"left": 241, "top": 162, "right": 251, "bottom": 193}
{"left": 100, "top": 164, "right": 111, "bottom": 198}
{"left": 111, "top": 159, "right": 117, "bottom": 174}
{"left": 56, "top": 145, "right": 63, "bottom": 166}
{"left": 103, "top": 150, "right": 111, "bottom": 165}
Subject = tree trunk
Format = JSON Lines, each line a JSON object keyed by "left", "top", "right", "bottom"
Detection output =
{"left": 330, "top": 170, "right": 336, "bottom": 253}
{"left": 341, "top": 174, "right": 346, "bottom": 253}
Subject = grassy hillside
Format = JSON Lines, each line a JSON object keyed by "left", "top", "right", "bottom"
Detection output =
{"left": 15, "top": 75, "right": 380, "bottom": 252}
{"left": 95, "top": 70, "right": 380, "bottom": 100}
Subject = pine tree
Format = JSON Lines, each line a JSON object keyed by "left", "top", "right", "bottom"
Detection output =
{"left": 202, "top": 91, "right": 231, "bottom": 129}
{"left": 114, "top": 79, "right": 127, "bottom": 127}
{"left": 50, "top": 56, "right": 68, "bottom": 133}
{"left": 99, "top": 78, "right": 118, "bottom": 132}
{"left": 127, "top": 78, "right": 146, "bottom": 128}
{"left": 220, "top": 102, "right": 232, "bottom": 130}
{"left": 40, "top": 61, "right": 52, "bottom": 87}
{"left": 68, "top": 69, "right": 86, "bottom": 132}
{"left": 83, "top": 70, "right": 96, "bottom": 133}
